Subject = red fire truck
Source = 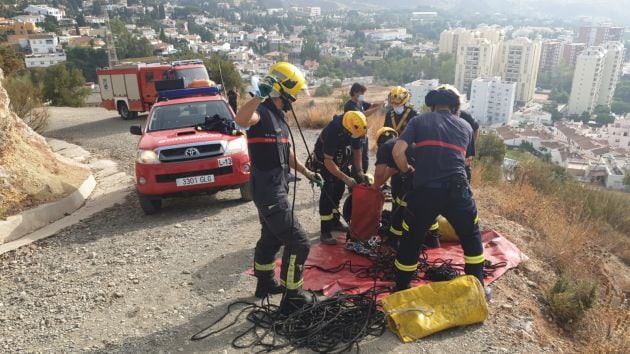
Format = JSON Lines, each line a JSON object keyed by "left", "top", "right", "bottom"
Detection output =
{"left": 97, "top": 60, "right": 213, "bottom": 120}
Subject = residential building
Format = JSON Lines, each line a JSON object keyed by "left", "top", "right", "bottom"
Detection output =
{"left": 511, "top": 109, "right": 553, "bottom": 126}
{"left": 578, "top": 25, "right": 625, "bottom": 46}
{"left": 567, "top": 47, "right": 607, "bottom": 115}
{"left": 404, "top": 79, "right": 439, "bottom": 108}
{"left": 539, "top": 39, "right": 565, "bottom": 73}
{"left": 603, "top": 117, "right": 630, "bottom": 150}
{"left": 439, "top": 28, "right": 473, "bottom": 54}
{"left": 0, "top": 17, "right": 38, "bottom": 36}
{"left": 469, "top": 77, "right": 516, "bottom": 126}
{"left": 21, "top": 33, "right": 66, "bottom": 68}
{"left": 561, "top": 43, "right": 587, "bottom": 67}
{"left": 596, "top": 42, "right": 625, "bottom": 107}
{"left": 454, "top": 38, "right": 497, "bottom": 97}
{"left": 474, "top": 25, "right": 504, "bottom": 44}
{"left": 23, "top": 5, "right": 64, "bottom": 21}
{"left": 363, "top": 28, "right": 411, "bottom": 42}
{"left": 496, "top": 37, "right": 542, "bottom": 105}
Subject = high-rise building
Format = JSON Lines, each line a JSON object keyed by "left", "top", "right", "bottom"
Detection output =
{"left": 439, "top": 28, "right": 473, "bottom": 54}
{"left": 561, "top": 43, "right": 587, "bottom": 67}
{"left": 496, "top": 37, "right": 542, "bottom": 105}
{"left": 567, "top": 47, "right": 607, "bottom": 115}
{"left": 474, "top": 25, "right": 504, "bottom": 45}
{"left": 539, "top": 39, "right": 565, "bottom": 73}
{"left": 578, "top": 25, "right": 625, "bottom": 46}
{"left": 597, "top": 42, "right": 625, "bottom": 107}
{"left": 454, "top": 38, "right": 497, "bottom": 98}
{"left": 469, "top": 77, "right": 516, "bottom": 126}
{"left": 404, "top": 79, "right": 440, "bottom": 108}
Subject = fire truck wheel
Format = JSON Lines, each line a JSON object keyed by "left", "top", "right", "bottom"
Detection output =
{"left": 138, "top": 193, "right": 162, "bottom": 214}
{"left": 239, "top": 182, "right": 253, "bottom": 202}
{"left": 118, "top": 102, "right": 134, "bottom": 120}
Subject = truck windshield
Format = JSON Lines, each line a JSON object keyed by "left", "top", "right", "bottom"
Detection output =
{"left": 175, "top": 67, "right": 210, "bottom": 87}
{"left": 148, "top": 101, "right": 232, "bottom": 131}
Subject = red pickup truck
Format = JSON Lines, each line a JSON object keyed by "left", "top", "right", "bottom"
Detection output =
{"left": 129, "top": 86, "right": 251, "bottom": 214}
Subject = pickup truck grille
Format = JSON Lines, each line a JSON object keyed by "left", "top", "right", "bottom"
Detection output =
{"left": 155, "top": 166, "right": 233, "bottom": 183}
{"left": 157, "top": 143, "right": 224, "bottom": 163}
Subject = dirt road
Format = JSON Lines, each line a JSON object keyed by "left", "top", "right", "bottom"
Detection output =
{"left": 0, "top": 107, "right": 562, "bottom": 353}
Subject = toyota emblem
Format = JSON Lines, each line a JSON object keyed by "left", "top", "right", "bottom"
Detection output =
{"left": 184, "top": 147, "right": 201, "bottom": 157}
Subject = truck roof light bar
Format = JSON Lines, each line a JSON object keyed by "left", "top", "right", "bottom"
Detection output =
{"left": 171, "top": 59, "right": 204, "bottom": 67}
{"left": 157, "top": 86, "right": 222, "bottom": 101}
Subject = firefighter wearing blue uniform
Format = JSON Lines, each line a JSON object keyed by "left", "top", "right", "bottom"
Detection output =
{"left": 344, "top": 83, "right": 383, "bottom": 176}
{"left": 313, "top": 110, "right": 368, "bottom": 245}
{"left": 391, "top": 85, "right": 487, "bottom": 296}
{"left": 235, "top": 62, "right": 324, "bottom": 314}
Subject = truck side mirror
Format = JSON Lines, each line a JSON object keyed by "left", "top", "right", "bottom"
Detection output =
{"left": 130, "top": 125, "right": 143, "bottom": 135}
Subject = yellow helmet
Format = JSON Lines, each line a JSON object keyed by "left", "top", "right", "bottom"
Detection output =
{"left": 375, "top": 127, "right": 398, "bottom": 146}
{"left": 342, "top": 110, "right": 368, "bottom": 138}
{"left": 388, "top": 86, "right": 410, "bottom": 106}
{"left": 268, "top": 62, "right": 306, "bottom": 101}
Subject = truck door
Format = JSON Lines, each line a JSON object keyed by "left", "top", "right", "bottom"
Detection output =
{"left": 140, "top": 68, "right": 166, "bottom": 108}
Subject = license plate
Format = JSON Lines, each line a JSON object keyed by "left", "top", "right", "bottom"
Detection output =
{"left": 218, "top": 157, "right": 233, "bottom": 167}
{"left": 176, "top": 174, "right": 215, "bottom": 187}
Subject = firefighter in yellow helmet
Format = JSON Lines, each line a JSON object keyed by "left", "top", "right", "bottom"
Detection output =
{"left": 312, "top": 110, "right": 368, "bottom": 245}
{"left": 384, "top": 86, "right": 418, "bottom": 134}
{"left": 234, "top": 62, "right": 324, "bottom": 315}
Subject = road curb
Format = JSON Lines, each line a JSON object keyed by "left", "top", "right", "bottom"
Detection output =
{"left": 0, "top": 139, "right": 133, "bottom": 256}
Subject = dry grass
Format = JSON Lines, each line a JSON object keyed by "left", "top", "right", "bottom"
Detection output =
{"left": 473, "top": 161, "right": 630, "bottom": 352}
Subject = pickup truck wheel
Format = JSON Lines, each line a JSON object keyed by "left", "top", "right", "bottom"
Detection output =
{"left": 118, "top": 102, "right": 133, "bottom": 120}
{"left": 239, "top": 182, "right": 253, "bottom": 201}
{"left": 138, "top": 193, "right": 162, "bottom": 214}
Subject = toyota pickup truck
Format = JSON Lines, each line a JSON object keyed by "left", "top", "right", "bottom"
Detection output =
{"left": 129, "top": 86, "right": 251, "bottom": 214}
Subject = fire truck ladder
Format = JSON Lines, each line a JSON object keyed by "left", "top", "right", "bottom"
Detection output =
{"left": 105, "top": 11, "right": 118, "bottom": 67}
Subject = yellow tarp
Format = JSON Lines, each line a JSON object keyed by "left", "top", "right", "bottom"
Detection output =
{"left": 381, "top": 275, "right": 488, "bottom": 342}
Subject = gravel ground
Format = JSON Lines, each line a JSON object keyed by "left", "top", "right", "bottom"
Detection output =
{"left": 0, "top": 107, "right": 569, "bottom": 353}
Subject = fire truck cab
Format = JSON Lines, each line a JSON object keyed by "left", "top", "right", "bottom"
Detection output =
{"left": 97, "top": 60, "right": 213, "bottom": 120}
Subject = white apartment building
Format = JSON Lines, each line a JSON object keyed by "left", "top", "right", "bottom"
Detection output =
{"left": 603, "top": 117, "right": 630, "bottom": 150}
{"left": 23, "top": 5, "right": 64, "bottom": 21}
{"left": 23, "top": 33, "right": 65, "bottom": 68}
{"left": 567, "top": 47, "right": 607, "bottom": 115}
{"left": 496, "top": 37, "right": 541, "bottom": 105}
{"left": 596, "top": 41, "right": 625, "bottom": 107}
{"left": 364, "top": 28, "right": 411, "bottom": 41}
{"left": 469, "top": 77, "right": 516, "bottom": 126}
{"left": 404, "top": 79, "right": 439, "bottom": 108}
{"left": 439, "top": 28, "right": 473, "bottom": 54}
{"left": 454, "top": 38, "right": 497, "bottom": 97}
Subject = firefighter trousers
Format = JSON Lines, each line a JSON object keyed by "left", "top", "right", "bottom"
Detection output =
{"left": 319, "top": 165, "right": 347, "bottom": 232}
{"left": 388, "top": 174, "right": 439, "bottom": 241}
{"left": 251, "top": 167, "right": 310, "bottom": 291}
{"left": 394, "top": 181, "right": 484, "bottom": 288}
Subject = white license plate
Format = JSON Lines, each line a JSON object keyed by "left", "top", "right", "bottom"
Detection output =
{"left": 218, "top": 157, "right": 233, "bottom": 167}
{"left": 176, "top": 174, "right": 215, "bottom": 187}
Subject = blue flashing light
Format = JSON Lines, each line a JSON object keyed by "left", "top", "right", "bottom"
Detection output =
{"left": 157, "top": 86, "right": 222, "bottom": 100}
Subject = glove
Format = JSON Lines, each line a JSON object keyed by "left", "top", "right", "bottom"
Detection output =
{"left": 355, "top": 172, "right": 371, "bottom": 185}
{"left": 257, "top": 75, "right": 277, "bottom": 98}
{"left": 342, "top": 175, "right": 357, "bottom": 188}
{"left": 305, "top": 170, "right": 324, "bottom": 188}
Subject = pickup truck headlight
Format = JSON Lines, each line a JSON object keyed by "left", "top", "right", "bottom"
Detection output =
{"left": 136, "top": 150, "right": 160, "bottom": 164}
{"left": 224, "top": 137, "right": 247, "bottom": 155}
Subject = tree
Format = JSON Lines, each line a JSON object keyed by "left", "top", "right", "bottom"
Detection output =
{"left": 0, "top": 45, "right": 25, "bottom": 77}
{"left": 437, "top": 53, "right": 455, "bottom": 84}
{"left": 549, "top": 90, "right": 569, "bottom": 104}
{"left": 593, "top": 105, "right": 615, "bottom": 126}
{"left": 300, "top": 36, "right": 320, "bottom": 63}
{"left": 623, "top": 171, "right": 630, "bottom": 189}
{"left": 76, "top": 14, "right": 86, "bottom": 27}
{"left": 477, "top": 133, "right": 506, "bottom": 164}
{"left": 65, "top": 46, "right": 108, "bottom": 82}
{"left": 158, "top": 4, "right": 166, "bottom": 20}
{"left": 579, "top": 111, "right": 591, "bottom": 123}
{"left": 3, "top": 75, "right": 49, "bottom": 133}
{"left": 201, "top": 55, "right": 242, "bottom": 91}
{"left": 38, "top": 15, "right": 59, "bottom": 34}
{"left": 315, "top": 83, "right": 333, "bottom": 97}
{"left": 92, "top": 0, "right": 103, "bottom": 16}
{"left": 543, "top": 102, "right": 563, "bottom": 122}
{"left": 40, "top": 64, "right": 90, "bottom": 107}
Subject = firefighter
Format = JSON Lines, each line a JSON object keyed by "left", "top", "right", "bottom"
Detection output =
{"left": 234, "top": 62, "right": 324, "bottom": 314}
{"left": 371, "top": 127, "right": 440, "bottom": 249}
{"left": 314, "top": 110, "right": 368, "bottom": 245}
{"left": 344, "top": 83, "right": 383, "bottom": 177}
{"left": 384, "top": 86, "right": 417, "bottom": 134}
{"left": 458, "top": 110, "right": 480, "bottom": 182}
{"left": 391, "top": 85, "right": 488, "bottom": 298}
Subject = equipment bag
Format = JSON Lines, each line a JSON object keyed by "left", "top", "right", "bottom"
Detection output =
{"left": 381, "top": 275, "right": 488, "bottom": 343}
{"left": 349, "top": 185, "right": 384, "bottom": 241}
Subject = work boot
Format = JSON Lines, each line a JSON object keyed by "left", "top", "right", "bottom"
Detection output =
{"left": 423, "top": 229, "right": 441, "bottom": 248}
{"left": 320, "top": 231, "right": 337, "bottom": 245}
{"left": 279, "top": 289, "right": 315, "bottom": 316}
{"left": 254, "top": 277, "right": 284, "bottom": 298}
{"left": 394, "top": 269, "right": 414, "bottom": 293}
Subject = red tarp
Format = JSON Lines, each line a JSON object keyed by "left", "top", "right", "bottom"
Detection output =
{"left": 247, "top": 229, "right": 528, "bottom": 297}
